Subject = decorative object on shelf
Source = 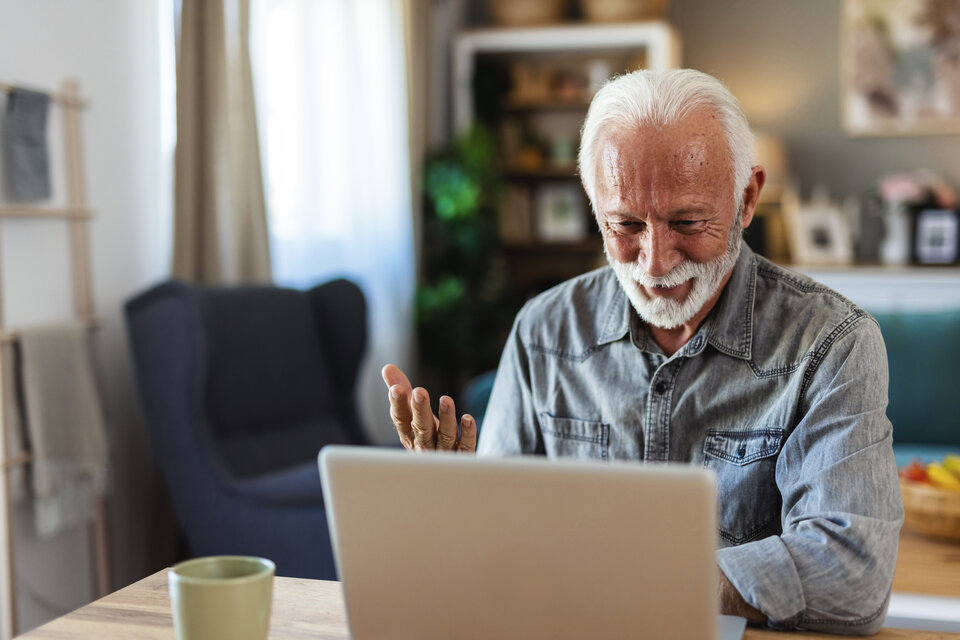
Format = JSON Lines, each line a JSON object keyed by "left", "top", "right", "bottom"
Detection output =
{"left": 419, "top": 126, "right": 519, "bottom": 389}
{"left": 553, "top": 71, "right": 584, "bottom": 103}
{"left": 549, "top": 134, "right": 576, "bottom": 166}
{"left": 580, "top": 0, "right": 669, "bottom": 22}
{"left": 488, "top": 0, "right": 566, "bottom": 27}
{"left": 853, "top": 192, "right": 885, "bottom": 263}
{"left": 842, "top": 0, "right": 960, "bottom": 136}
{"left": 535, "top": 183, "right": 588, "bottom": 242}
{"left": 880, "top": 202, "right": 914, "bottom": 265}
{"left": 499, "top": 185, "right": 534, "bottom": 245}
{"left": 784, "top": 187, "right": 854, "bottom": 266}
{"left": 874, "top": 169, "right": 958, "bottom": 264}
{"left": 508, "top": 62, "right": 555, "bottom": 104}
{"left": 914, "top": 209, "right": 960, "bottom": 264}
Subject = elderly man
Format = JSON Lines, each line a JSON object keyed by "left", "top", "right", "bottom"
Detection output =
{"left": 382, "top": 69, "right": 902, "bottom": 635}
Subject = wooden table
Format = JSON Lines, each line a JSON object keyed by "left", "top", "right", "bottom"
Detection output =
{"left": 891, "top": 529, "right": 960, "bottom": 598}
{"left": 18, "top": 530, "right": 960, "bottom": 639}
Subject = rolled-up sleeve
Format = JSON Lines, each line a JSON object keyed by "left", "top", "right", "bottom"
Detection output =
{"left": 718, "top": 316, "right": 904, "bottom": 635}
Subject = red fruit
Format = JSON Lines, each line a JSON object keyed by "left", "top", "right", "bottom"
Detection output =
{"left": 899, "top": 460, "right": 930, "bottom": 483}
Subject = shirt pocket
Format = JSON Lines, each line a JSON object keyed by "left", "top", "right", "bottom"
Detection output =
{"left": 703, "top": 428, "right": 784, "bottom": 545}
{"left": 538, "top": 413, "right": 609, "bottom": 460}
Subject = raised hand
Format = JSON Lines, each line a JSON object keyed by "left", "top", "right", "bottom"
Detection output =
{"left": 381, "top": 364, "right": 477, "bottom": 453}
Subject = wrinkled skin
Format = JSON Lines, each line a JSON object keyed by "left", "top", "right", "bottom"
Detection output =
{"left": 592, "top": 109, "right": 764, "bottom": 355}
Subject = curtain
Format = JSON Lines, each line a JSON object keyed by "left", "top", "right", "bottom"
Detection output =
{"left": 173, "top": 0, "right": 272, "bottom": 284}
{"left": 402, "top": 0, "right": 430, "bottom": 278}
{"left": 250, "top": 0, "right": 417, "bottom": 443}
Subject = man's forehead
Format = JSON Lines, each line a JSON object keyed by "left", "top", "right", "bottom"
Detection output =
{"left": 591, "top": 111, "right": 738, "bottom": 216}
{"left": 598, "top": 126, "right": 721, "bottom": 184}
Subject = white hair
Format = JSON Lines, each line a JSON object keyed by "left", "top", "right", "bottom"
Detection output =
{"left": 578, "top": 69, "right": 754, "bottom": 211}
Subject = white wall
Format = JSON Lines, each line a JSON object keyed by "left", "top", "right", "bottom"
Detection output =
{"left": 0, "top": 0, "right": 176, "bottom": 633}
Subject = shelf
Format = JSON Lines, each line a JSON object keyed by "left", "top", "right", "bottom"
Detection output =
{"left": 791, "top": 265, "right": 960, "bottom": 312}
{"left": 0, "top": 205, "right": 93, "bottom": 220}
{"left": 453, "top": 21, "right": 681, "bottom": 134}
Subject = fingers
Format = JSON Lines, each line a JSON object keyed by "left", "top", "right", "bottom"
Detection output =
{"left": 457, "top": 415, "right": 477, "bottom": 453}
{"left": 387, "top": 384, "right": 415, "bottom": 450}
{"left": 381, "top": 364, "right": 475, "bottom": 454}
{"left": 381, "top": 363, "right": 411, "bottom": 390}
{"left": 410, "top": 387, "right": 437, "bottom": 451}
{"left": 436, "top": 396, "right": 459, "bottom": 450}
{"left": 383, "top": 364, "right": 418, "bottom": 450}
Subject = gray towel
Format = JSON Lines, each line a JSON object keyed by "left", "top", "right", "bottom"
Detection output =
{"left": 2, "top": 88, "right": 52, "bottom": 202}
{"left": 17, "top": 322, "right": 109, "bottom": 538}
{"left": 2, "top": 342, "right": 28, "bottom": 502}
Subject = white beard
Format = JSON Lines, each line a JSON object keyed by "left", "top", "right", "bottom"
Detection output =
{"left": 606, "top": 218, "right": 743, "bottom": 330}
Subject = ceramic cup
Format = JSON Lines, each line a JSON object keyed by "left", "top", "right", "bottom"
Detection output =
{"left": 168, "top": 556, "right": 275, "bottom": 640}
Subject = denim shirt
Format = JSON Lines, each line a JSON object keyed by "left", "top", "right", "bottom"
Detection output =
{"left": 477, "top": 243, "right": 904, "bottom": 634}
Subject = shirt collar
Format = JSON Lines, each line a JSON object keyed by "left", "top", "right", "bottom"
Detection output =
{"left": 595, "top": 242, "right": 757, "bottom": 359}
{"left": 703, "top": 241, "right": 756, "bottom": 360}
{"left": 597, "top": 276, "right": 631, "bottom": 345}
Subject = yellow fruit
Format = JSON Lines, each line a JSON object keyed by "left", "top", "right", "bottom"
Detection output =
{"left": 943, "top": 454, "right": 960, "bottom": 480}
{"left": 927, "top": 463, "right": 960, "bottom": 492}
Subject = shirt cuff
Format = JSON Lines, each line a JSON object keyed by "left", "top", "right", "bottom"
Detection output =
{"left": 716, "top": 536, "right": 806, "bottom": 627}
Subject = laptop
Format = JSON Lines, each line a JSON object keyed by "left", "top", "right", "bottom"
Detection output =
{"left": 319, "top": 446, "right": 746, "bottom": 640}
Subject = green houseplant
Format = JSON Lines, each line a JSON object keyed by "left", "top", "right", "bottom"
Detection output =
{"left": 417, "top": 126, "right": 517, "bottom": 395}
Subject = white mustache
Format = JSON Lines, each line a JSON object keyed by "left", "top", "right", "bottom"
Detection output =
{"left": 607, "top": 259, "right": 712, "bottom": 288}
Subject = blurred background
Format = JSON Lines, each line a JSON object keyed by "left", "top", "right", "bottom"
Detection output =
{"left": 1, "top": 0, "right": 959, "bottom": 635}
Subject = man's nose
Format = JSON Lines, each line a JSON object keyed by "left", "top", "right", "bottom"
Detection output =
{"left": 638, "top": 226, "right": 681, "bottom": 277}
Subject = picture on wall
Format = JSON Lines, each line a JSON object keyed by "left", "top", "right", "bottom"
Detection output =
{"left": 842, "top": 0, "right": 960, "bottom": 136}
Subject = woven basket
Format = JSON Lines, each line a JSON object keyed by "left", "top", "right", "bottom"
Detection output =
{"left": 901, "top": 479, "right": 960, "bottom": 542}
{"left": 580, "top": 0, "right": 669, "bottom": 22}
{"left": 488, "top": 0, "right": 566, "bottom": 26}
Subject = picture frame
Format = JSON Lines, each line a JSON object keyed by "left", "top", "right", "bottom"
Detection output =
{"left": 783, "top": 190, "right": 854, "bottom": 266}
{"left": 535, "top": 183, "right": 588, "bottom": 243}
{"left": 914, "top": 208, "right": 960, "bottom": 264}
{"left": 841, "top": 0, "right": 960, "bottom": 136}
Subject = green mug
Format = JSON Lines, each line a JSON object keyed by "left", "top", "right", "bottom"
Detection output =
{"left": 168, "top": 556, "right": 275, "bottom": 640}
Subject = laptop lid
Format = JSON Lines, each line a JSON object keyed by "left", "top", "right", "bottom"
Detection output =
{"left": 319, "top": 446, "right": 723, "bottom": 640}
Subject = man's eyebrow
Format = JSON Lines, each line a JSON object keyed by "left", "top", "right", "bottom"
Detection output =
{"left": 668, "top": 205, "right": 711, "bottom": 218}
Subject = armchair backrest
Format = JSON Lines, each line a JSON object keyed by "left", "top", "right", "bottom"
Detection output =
{"left": 126, "top": 279, "right": 368, "bottom": 482}
{"left": 202, "top": 285, "right": 337, "bottom": 438}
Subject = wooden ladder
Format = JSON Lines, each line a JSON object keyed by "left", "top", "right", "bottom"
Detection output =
{"left": 0, "top": 78, "right": 110, "bottom": 639}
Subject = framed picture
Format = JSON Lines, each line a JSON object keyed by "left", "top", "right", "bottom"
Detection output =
{"left": 535, "top": 183, "right": 587, "bottom": 243}
{"left": 784, "top": 190, "right": 854, "bottom": 266}
{"left": 914, "top": 208, "right": 960, "bottom": 264}
{"left": 841, "top": 0, "right": 960, "bottom": 136}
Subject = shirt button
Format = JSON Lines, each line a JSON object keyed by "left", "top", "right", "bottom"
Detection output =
{"left": 655, "top": 381, "right": 667, "bottom": 394}
{"left": 736, "top": 445, "right": 747, "bottom": 459}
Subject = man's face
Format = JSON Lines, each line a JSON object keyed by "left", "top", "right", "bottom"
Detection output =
{"left": 591, "top": 110, "right": 748, "bottom": 329}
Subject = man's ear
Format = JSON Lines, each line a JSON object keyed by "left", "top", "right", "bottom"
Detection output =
{"left": 739, "top": 166, "right": 766, "bottom": 229}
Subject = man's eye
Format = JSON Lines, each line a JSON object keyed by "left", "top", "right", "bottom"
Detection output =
{"left": 672, "top": 220, "right": 702, "bottom": 232}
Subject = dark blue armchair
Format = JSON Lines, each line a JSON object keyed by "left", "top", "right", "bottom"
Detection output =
{"left": 125, "top": 278, "right": 367, "bottom": 579}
